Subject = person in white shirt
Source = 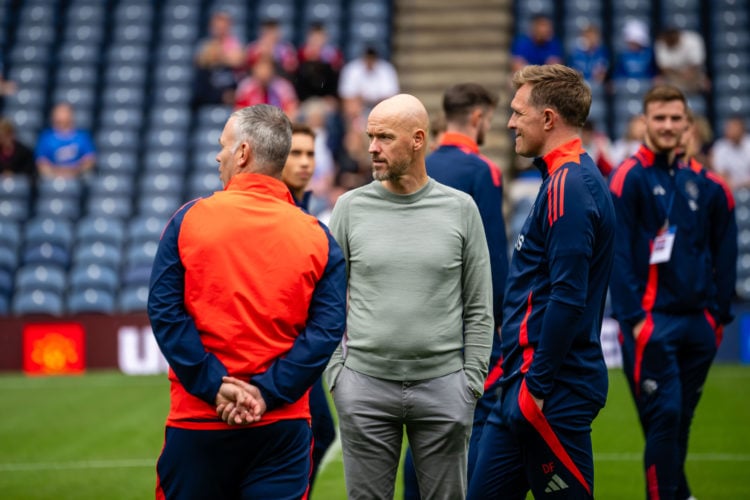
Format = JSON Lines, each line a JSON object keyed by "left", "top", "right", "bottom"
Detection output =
{"left": 338, "top": 46, "right": 399, "bottom": 123}
{"left": 711, "top": 116, "right": 750, "bottom": 191}
{"left": 654, "top": 27, "right": 709, "bottom": 94}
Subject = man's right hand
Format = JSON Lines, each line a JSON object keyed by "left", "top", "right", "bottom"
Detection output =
{"left": 215, "top": 378, "right": 266, "bottom": 425}
{"left": 632, "top": 318, "right": 646, "bottom": 340}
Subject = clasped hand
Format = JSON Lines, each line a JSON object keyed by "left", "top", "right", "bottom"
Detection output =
{"left": 215, "top": 376, "right": 267, "bottom": 426}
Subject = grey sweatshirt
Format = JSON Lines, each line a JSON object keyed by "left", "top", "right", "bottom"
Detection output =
{"left": 324, "top": 178, "right": 494, "bottom": 395}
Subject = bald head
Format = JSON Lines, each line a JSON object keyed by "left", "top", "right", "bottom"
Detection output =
{"left": 370, "top": 94, "right": 430, "bottom": 132}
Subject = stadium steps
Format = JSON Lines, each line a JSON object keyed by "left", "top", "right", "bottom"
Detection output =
{"left": 391, "top": 0, "right": 514, "bottom": 172}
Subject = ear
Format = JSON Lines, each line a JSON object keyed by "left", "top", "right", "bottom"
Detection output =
{"left": 543, "top": 108, "right": 555, "bottom": 131}
{"left": 236, "top": 142, "right": 253, "bottom": 170}
{"left": 469, "top": 108, "right": 483, "bottom": 128}
{"left": 413, "top": 129, "right": 426, "bottom": 151}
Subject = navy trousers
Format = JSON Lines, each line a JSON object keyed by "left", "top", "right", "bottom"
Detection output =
{"left": 156, "top": 419, "right": 312, "bottom": 500}
{"left": 619, "top": 310, "right": 719, "bottom": 500}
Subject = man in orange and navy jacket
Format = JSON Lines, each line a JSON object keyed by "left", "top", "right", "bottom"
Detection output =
{"left": 148, "top": 104, "right": 347, "bottom": 500}
{"left": 469, "top": 65, "right": 615, "bottom": 500}
{"left": 608, "top": 86, "right": 736, "bottom": 500}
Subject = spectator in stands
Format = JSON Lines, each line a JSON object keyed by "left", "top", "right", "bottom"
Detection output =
{"left": 610, "top": 115, "right": 647, "bottom": 166}
{"left": 581, "top": 120, "right": 615, "bottom": 177}
{"left": 192, "top": 10, "right": 245, "bottom": 108}
{"left": 245, "top": 19, "right": 298, "bottom": 79}
{"left": 0, "top": 53, "right": 16, "bottom": 110}
{"left": 568, "top": 24, "right": 609, "bottom": 88}
{"left": 0, "top": 118, "right": 35, "bottom": 180}
{"left": 35, "top": 103, "right": 96, "bottom": 179}
{"left": 711, "top": 116, "right": 750, "bottom": 191}
{"left": 654, "top": 26, "right": 710, "bottom": 95}
{"left": 294, "top": 22, "right": 343, "bottom": 102}
{"left": 510, "top": 14, "right": 564, "bottom": 73}
{"left": 338, "top": 46, "right": 399, "bottom": 124}
{"left": 235, "top": 55, "right": 299, "bottom": 119}
{"left": 613, "top": 19, "right": 656, "bottom": 80}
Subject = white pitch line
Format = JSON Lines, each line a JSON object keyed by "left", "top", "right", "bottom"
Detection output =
{"left": 0, "top": 459, "right": 154, "bottom": 472}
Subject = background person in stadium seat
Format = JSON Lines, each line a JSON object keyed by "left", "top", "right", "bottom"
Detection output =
{"left": 608, "top": 85, "right": 737, "bottom": 500}
{"left": 468, "top": 64, "right": 615, "bottom": 499}
{"left": 0, "top": 118, "right": 35, "bottom": 180}
{"left": 403, "top": 82, "right": 509, "bottom": 500}
{"left": 510, "top": 14, "right": 564, "bottom": 73}
{"left": 710, "top": 116, "right": 750, "bottom": 192}
{"left": 280, "top": 122, "right": 336, "bottom": 489}
{"left": 324, "top": 93, "right": 493, "bottom": 500}
{"left": 34, "top": 102, "right": 96, "bottom": 179}
{"left": 191, "top": 10, "right": 245, "bottom": 108}
{"left": 148, "top": 104, "right": 347, "bottom": 499}
{"left": 234, "top": 55, "right": 299, "bottom": 119}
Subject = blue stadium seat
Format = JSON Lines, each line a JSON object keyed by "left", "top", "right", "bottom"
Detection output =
{"left": 16, "top": 26, "right": 56, "bottom": 46}
{"left": 127, "top": 216, "right": 168, "bottom": 246}
{"left": 86, "top": 194, "right": 134, "bottom": 219}
{"left": 0, "top": 221, "right": 21, "bottom": 249}
{"left": 12, "top": 289, "right": 64, "bottom": 316}
{"left": 16, "top": 264, "right": 67, "bottom": 294}
{"left": 37, "top": 177, "right": 83, "bottom": 199}
{"left": 106, "top": 43, "right": 150, "bottom": 65}
{"left": 0, "top": 268, "right": 12, "bottom": 297}
{"left": 151, "top": 84, "right": 193, "bottom": 107}
{"left": 145, "top": 128, "right": 189, "bottom": 150}
{"left": 33, "top": 197, "right": 81, "bottom": 221}
{"left": 98, "top": 106, "right": 144, "bottom": 130}
{"left": 19, "top": 3, "right": 57, "bottom": 24}
{"left": 118, "top": 285, "right": 149, "bottom": 313}
{"left": 96, "top": 149, "right": 139, "bottom": 176}
{"left": 66, "top": 2, "right": 105, "bottom": 26}
{"left": 125, "top": 241, "right": 159, "bottom": 269}
{"left": 139, "top": 172, "right": 184, "bottom": 197}
{"left": 101, "top": 86, "right": 146, "bottom": 108}
{"left": 7, "top": 65, "right": 48, "bottom": 88}
{"left": 147, "top": 106, "right": 192, "bottom": 132}
{"left": 0, "top": 294, "right": 8, "bottom": 315}
{"left": 72, "top": 241, "right": 122, "bottom": 269}
{"left": 21, "top": 241, "right": 70, "bottom": 268}
{"left": 191, "top": 146, "right": 221, "bottom": 173}
{"left": 143, "top": 149, "right": 188, "bottom": 174}
{"left": 95, "top": 129, "right": 140, "bottom": 150}
{"left": 3, "top": 87, "right": 46, "bottom": 110}
{"left": 24, "top": 217, "right": 74, "bottom": 248}
{"left": 196, "top": 105, "right": 233, "bottom": 128}
{"left": 64, "top": 24, "right": 105, "bottom": 45}
{"left": 0, "top": 246, "right": 18, "bottom": 273}
{"left": 114, "top": 1, "right": 154, "bottom": 26}
{"left": 188, "top": 171, "right": 223, "bottom": 199}
{"left": 0, "top": 199, "right": 30, "bottom": 222}
{"left": 52, "top": 85, "right": 97, "bottom": 113}
{"left": 9, "top": 44, "right": 53, "bottom": 67}
{"left": 67, "top": 287, "right": 116, "bottom": 314}
{"left": 70, "top": 263, "right": 119, "bottom": 293}
{"left": 89, "top": 174, "right": 134, "bottom": 198}
{"left": 159, "top": 21, "right": 200, "bottom": 45}
{"left": 155, "top": 43, "right": 193, "bottom": 65}
{"left": 153, "top": 63, "right": 194, "bottom": 86}
{"left": 76, "top": 216, "right": 126, "bottom": 247}
{"left": 104, "top": 64, "right": 148, "bottom": 87}
{"left": 137, "top": 194, "right": 182, "bottom": 218}
{"left": 192, "top": 126, "right": 222, "bottom": 150}
{"left": 59, "top": 42, "right": 101, "bottom": 65}
{"left": 0, "top": 174, "right": 32, "bottom": 199}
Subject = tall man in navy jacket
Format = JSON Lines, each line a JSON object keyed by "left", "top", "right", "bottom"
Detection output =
{"left": 608, "top": 85, "right": 737, "bottom": 500}
{"left": 468, "top": 64, "right": 615, "bottom": 499}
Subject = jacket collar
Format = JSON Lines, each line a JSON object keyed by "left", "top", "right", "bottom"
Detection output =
{"left": 533, "top": 137, "right": 584, "bottom": 178}
{"left": 225, "top": 173, "right": 295, "bottom": 204}
{"left": 440, "top": 131, "right": 479, "bottom": 154}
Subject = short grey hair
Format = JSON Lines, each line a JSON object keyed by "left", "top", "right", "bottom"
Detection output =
{"left": 231, "top": 104, "right": 292, "bottom": 175}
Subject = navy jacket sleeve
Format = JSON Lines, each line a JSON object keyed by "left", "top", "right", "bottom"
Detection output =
{"left": 525, "top": 170, "right": 591, "bottom": 399}
{"left": 471, "top": 166, "right": 509, "bottom": 326}
{"left": 251, "top": 224, "right": 348, "bottom": 410}
{"left": 609, "top": 165, "right": 648, "bottom": 326}
{"left": 708, "top": 179, "right": 738, "bottom": 325}
{"left": 147, "top": 201, "right": 228, "bottom": 405}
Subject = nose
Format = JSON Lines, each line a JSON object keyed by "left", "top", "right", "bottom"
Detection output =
{"left": 507, "top": 115, "right": 516, "bottom": 130}
{"left": 368, "top": 138, "right": 379, "bottom": 154}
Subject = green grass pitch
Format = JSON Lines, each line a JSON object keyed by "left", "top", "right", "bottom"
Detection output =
{"left": 0, "top": 365, "right": 748, "bottom": 499}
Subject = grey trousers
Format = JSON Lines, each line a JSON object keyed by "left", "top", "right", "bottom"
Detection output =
{"left": 332, "top": 366, "right": 477, "bottom": 500}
